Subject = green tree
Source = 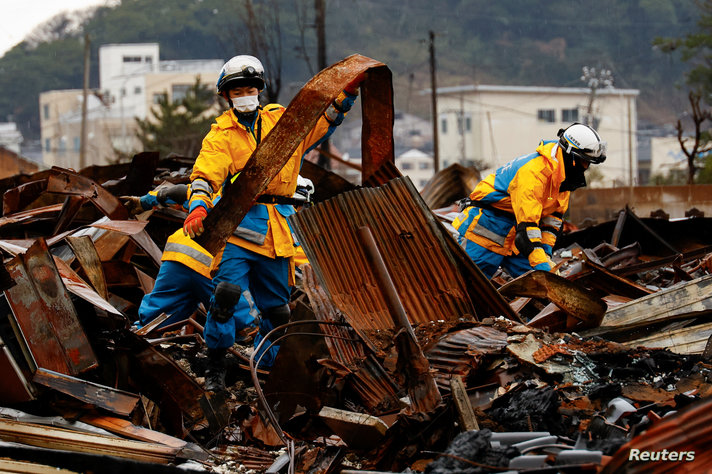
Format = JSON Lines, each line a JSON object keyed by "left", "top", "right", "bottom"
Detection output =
{"left": 697, "top": 153, "right": 712, "bottom": 183}
{"left": 133, "top": 78, "right": 217, "bottom": 160}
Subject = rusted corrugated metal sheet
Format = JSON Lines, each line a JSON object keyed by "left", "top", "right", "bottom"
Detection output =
{"left": 425, "top": 326, "right": 508, "bottom": 392}
{"left": 419, "top": 163, "right": 480, "bottom": 210}
{"left": 291, "top": 176, "right": 484, "bottom": 332}
{"left": 301, "top": 264, "right": 401, "bottom": 415}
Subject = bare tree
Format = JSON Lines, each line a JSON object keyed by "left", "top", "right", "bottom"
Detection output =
{"left": 580, "top": 66, "right": 613, "bottom": 129}
{"left": 224, "top": 0, "right": 283, "bottom": 104}
{"left": 293, "top": 0, "right": 315, "bottom": 76}
{"left": 677, "top": 91, "right": 712, "bottom": 184}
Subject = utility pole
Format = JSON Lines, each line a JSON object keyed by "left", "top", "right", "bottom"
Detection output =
{"left": 459, "top": 93, "right": 466, "bottom": 165}
{"left": 79, "top": 33, "right": 90, "bottom": 170}
{"left": 429, "top": 30, "right": 439, "bottom": 173}
{"left": 315, "top": 0, "right": 331, "bottom": 170}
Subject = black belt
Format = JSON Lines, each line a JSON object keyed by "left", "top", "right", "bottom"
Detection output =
{"left": 256, "top": 194, "right": 306, "bottom": 206}
{"left": 466, "top": 199, "right": 515, "bottom": 220}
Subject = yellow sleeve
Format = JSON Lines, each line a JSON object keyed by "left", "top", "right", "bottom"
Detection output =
{"left": 190, "top": 124, "right": 234, "bottom": 193}
{"left": 508, "top": 158, "right": 548, "bottom": 227}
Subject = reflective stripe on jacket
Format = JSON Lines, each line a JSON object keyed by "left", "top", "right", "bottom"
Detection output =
{"left": 190, "top": 91, "right": 356, "bottom": 259}
{"left": 161, "top": 229, "right": 214, "bottom": 279}
{"left": 453, "top": 141, "right": 570, "bottom": 256}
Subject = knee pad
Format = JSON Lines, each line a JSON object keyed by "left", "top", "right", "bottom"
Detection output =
{"left": 210, "top": 281, "right": 242, "bottom": 324}
{"left": 260, "top": 304, "right": 291, "bottom": 338}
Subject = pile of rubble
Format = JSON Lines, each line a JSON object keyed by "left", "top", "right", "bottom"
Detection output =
{"left": 0, "top": 153, "right": 711, "bottom": 473}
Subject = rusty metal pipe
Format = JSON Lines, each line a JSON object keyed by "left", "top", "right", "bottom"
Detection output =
{"left": 356, "top": 226, "right": 416, "bottom": 338}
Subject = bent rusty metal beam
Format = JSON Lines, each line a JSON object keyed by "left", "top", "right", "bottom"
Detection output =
{"left": 52, "top": 256, "right": 121, "bottom": 316}
{"left": 2, "top": 179, "right": 48, "bottom": 216}
{"left": 90, "top": 220, "right": 162, "bottom": 266}
{"left": 66, "top": 235, "right": 108, "bottom": 300}
{"left": 357, "top": 226, "right": 442, "bottom": 415}
{"left": 498, "top": 270, "right": 607, "bottom": 329}
{"left": 33, "top": 368, "right": 139, "bottom": 417}
{"left": 52, "top": 196, "right": 87, "bottom": 235}
{"left": 195, "top": 54, "right": 392, "bottom": 256}
{"left": 3, "top": 238, "right": 98, "bottom": 375}
{"left": 46, "top": 167, "right": 128, "bottom": 221}
{"left": 578, "top": 252, "right": 654, "bottom": 299}
{"left": 622, "top": 205, "right": 679, "bottom": 256}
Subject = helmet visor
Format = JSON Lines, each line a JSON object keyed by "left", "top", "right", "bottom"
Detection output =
{"left": 574, "top": 140, "right": 607, "bottom": 164}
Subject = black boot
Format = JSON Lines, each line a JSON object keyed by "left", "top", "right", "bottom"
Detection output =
{"left": 205, "top": 348, "right": 227, "bottom": 392}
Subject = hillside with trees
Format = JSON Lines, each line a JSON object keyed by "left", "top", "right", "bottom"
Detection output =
{"left": 0, "top": 0, "right": 700, "bottom": 141}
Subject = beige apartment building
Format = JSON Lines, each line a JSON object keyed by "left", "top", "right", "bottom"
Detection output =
{"left": 436, "top": 85, "right": 639, "bottom": 188}
{"left": 40, "top": 43, "right": 223, "bottom": 170}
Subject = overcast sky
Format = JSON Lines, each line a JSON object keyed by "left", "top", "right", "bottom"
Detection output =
{"left": 0, "top": 0, "right": 110, "bottom": 56}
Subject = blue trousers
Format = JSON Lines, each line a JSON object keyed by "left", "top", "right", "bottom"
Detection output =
{"left": 138, "top": 260, "right": 213, "bottom": 328}
{"left": 461, "top": 238, "right": 554, "bottom": 279}
{"left": 205, "top": 243, "right": 290, "bottom": 351}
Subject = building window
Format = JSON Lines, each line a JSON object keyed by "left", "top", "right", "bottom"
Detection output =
{"left": 401, "top": 162, "right": 413, "bottom": 170}
{"left": 43, "top": 104, "right": 50, "bottom": 120}
{"left": 120, "top": 88, "right": 127, "bottom": 97}
{"left": 537, "top": 109, "right": 555, "bottom": 123}
{"left": 145, "top": 56, "right": 153, "bottom": 64}
{"left": 562, "top": 108, "right": 579, "bottom": 122}
{"left": 44, "top": 139, "right": 51, "bottom": 152}
{"left": 58, "top": 137, "right": 67, "bottom": 155}
{"left": 134, "top": 86, "right": 142, "bottom": 95}
{"left": 419, "top": 161, "right": 431, "bottom": 170}
{"left": 420, "top": 180, "right": 429, "bottom": 187}
{"left": 153, "top": 93, "right": 168, "bottom": 104}
{"left": 73, "top": 137, "right": 80, "bottom": 152}
{"left": 172, "top": 84, "right": 191, "bottom": 103}
{"left": 122, "top": 56, "right": 142, "bottom": 63}
{"left": 457, "top": 115, "right": 472, "bottom": 133}
{"left": 441, "top": 118, "right": 447, "bottom": 134}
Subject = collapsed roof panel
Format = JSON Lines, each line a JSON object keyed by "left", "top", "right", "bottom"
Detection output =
{"left": 291, "top": 176, "right": 489, "bottom": 331}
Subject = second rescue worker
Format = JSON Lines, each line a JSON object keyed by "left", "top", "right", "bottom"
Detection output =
{"left": 453, "top": 123, "right": 607, "bottom": 279}
{"left": 184, "top": 55, "right": 364, "bottom": 391}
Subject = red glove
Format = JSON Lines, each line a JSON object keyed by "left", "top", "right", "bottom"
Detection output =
{"left": 183, "top": 206, "right": 207, "bottom": 238}
{"left": 344, "top": 72, "right": 366, "bottom": 95}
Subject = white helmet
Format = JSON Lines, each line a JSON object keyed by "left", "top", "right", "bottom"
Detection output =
{"left": 293, "top": 175, "right": 314, "bottom": 203}
{"left": 557, "top": 123, "right": 607, "bottom": 164}
{"left": 216, "top": 55, "right": 265, "bottom": 94}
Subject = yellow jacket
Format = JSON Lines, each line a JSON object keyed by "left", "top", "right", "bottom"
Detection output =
{"left": 162, "top": 229, "right": 214, "bottom": 279}
{"left": 453, "top": 141, "right": 569, "bottom": 264}
{"left": 190, "top": 92, "right": 356, "bottom": 260}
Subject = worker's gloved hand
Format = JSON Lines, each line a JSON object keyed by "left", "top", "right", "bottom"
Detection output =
{"left": 529, "top": 247, "right": 555, "bottom": 271}
{"left": 344, "top": 72, "right": 366, "bottom": 95}
{"left": 183, "top": 205, "right": 208, "bottom": 238}
{"left": 120, "top": 196, "right": 144, "bottom": 216}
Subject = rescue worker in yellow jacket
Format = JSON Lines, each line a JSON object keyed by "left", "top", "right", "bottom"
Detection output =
{"left": 183, "top": 55, "right": 363, "bottom": 390}
{"left": 453, "top": 123, "right": 606, "bottom": 279}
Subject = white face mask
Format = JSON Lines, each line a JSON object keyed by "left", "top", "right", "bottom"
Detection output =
{"left": 232, "top": 95, "right": 259, "bottom": 113}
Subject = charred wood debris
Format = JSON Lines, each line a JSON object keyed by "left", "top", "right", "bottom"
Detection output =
{"left": 0, "top": 154, "right": 710, "bottom": 474}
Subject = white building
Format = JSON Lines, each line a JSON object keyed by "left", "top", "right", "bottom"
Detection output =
{"left": 40, "top": 43, "right": 223, "bottom": 169}
{"left": 435, "top": 84, "right": 639, "bottom": 188}
{"left": 0, "top": 122, "right": 23, "bottom": 155}
{"left": 396, "top": 149, "right": 433, "bottom": 190}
